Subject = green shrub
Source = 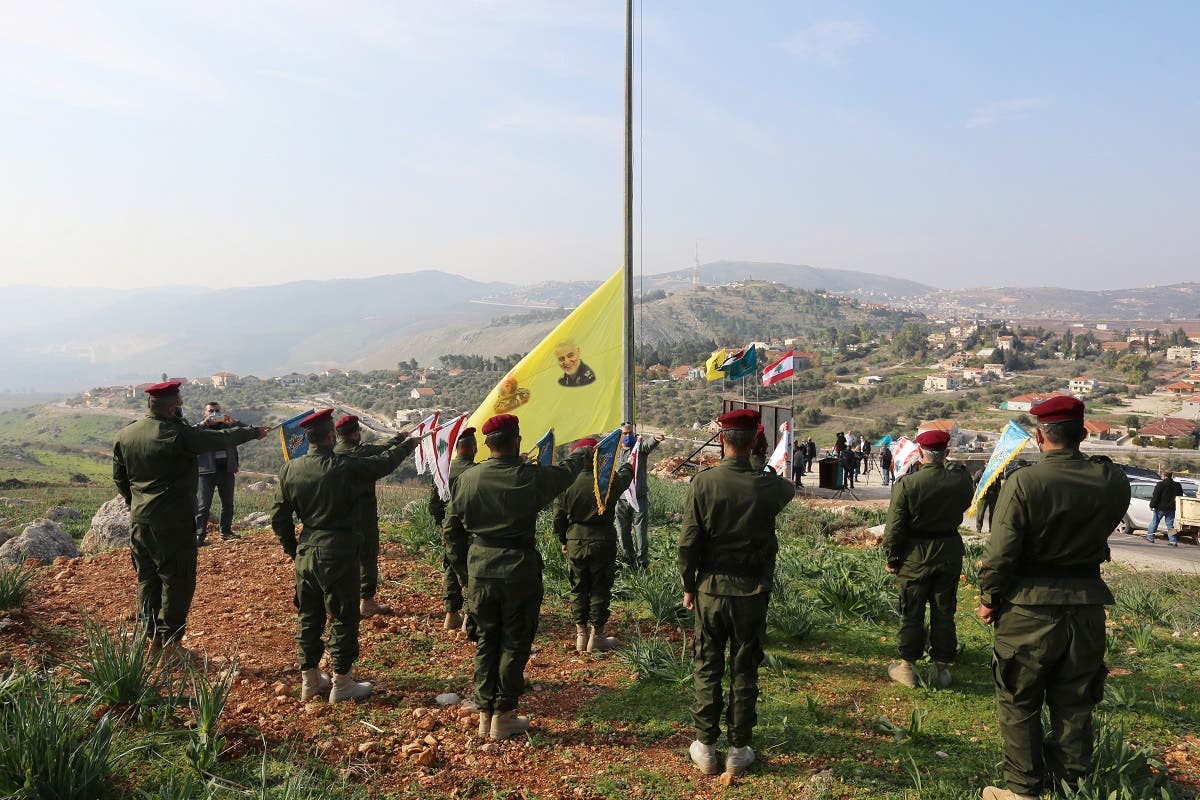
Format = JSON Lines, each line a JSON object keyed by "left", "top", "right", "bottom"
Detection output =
{"left": 1115, "top": 582, "right": 1171, "bottom": 625}
{"left": 1057, "top": 720, "right": 1173, "bottom": 799}
{"left": 616, "top": 628, "right": 692, "bottom": 684}
{"left": 624, "top": 568, "right": 685, "bottom": 625}
{"left": 185, "top": 665, "right": 234, "bottom": 774}
{"left": 767, "top": 590, "right": 818, "bottom": 640}
{"left": 0, "top": 563, "right": 35, "bottom": 611}
{"left": 70, "top": 619, "right": 179, "bottom": 717}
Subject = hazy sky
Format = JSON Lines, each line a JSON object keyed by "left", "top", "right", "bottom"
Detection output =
{"left": 1, "top": 1, "right": 1196, "bottom": 290}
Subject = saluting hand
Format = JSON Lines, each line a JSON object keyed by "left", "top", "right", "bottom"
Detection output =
{"left": 976, "top": 604, "right": 995, "bottom": 625}
{"left": 682, "top": 592, "right": 695, "bottom": 610}
{"left": 253, "top": 426, "right": 269, "bottom": 440}
{"left": 654, "top": 433, "right": 666, "bottom": 442}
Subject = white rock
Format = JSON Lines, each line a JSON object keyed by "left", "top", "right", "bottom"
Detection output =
{"left": 868, "top": 524, "right": 886, "bottom": 539}
{"left": 80, "top": 496, "right": 130, "bottom": 555}
{"left": 0, "top": 519, "right": 79, "bottom": 565}
{"left": 435, "top": 692, "right": 460, "bottom": 706}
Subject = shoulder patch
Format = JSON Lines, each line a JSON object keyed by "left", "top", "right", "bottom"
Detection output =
{"left": 1088, "top": 454, "right": 1114, "bottom": 464}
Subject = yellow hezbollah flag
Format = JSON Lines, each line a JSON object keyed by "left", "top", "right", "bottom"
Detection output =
{"left": 705, "top": 348, "right": 728, "bottom": 381}
{"left": 467, "top": 269, "right": 623, "bottom": 447}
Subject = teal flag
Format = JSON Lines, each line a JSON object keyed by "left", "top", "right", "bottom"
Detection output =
{"left": 535, "top": 428, "right": 555, "bottom": 466}
{"left": 969, "top": 420, "right": 1031, "bottom": 516}
{"left": 592, "top": 427, "right": 623, "bottom": 513}
{"left": 724, "top": 346, "right": 759, "bottom": 381}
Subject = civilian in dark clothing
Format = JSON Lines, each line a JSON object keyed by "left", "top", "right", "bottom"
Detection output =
{"left": 880, "top": 445, "right": 894, "bottom": 486}
{"left": 1147, "top": 470, "right": 1185, "bottom": 546}
{"left": 806, "top": 438, "right": 816, "bottom": 471}
{"left": 839, "top": 447, "right": 859, "bottom": 489}
{"left": 195, "top": 401, "right": 249, "bottom": 544}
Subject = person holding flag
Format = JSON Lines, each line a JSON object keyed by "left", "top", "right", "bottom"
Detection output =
{"left": 333, "top": 414, "right": 417, "bottom": 618}
{"left": 428, "top": 426, "right": 478, "bottom": 630}
{"left": 554, "top": 436, "right": 635, "bottom": 653}
{"left": 443, "top": 414, "right": 592, "bottom": 740}
{"left": 270, "top": 409, "right": 419, "bottom": 703}
{"left": 614, "top": 423, "right": 665, "bottom": 572}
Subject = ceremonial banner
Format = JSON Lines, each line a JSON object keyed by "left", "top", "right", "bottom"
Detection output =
{"left": 467, "top": 270, "right": 623, "bottom": 446}
{"left": 592, "top": 427, "right": 623, "bottom": 514}
{"left": 278, "top": 409, "right": 315, "bottom": 462}
{"left": 890, "top": 436, "right": 922, "bottom": 478}
{"left": 704, "top": 348, "right": 728, "bottom": 381}
{"left": 967, "top": 420, "right": 1032, "bottom": 516}
{"left": 723, "top": 347, "right": 759, "bottom": 381}
{"left": 431, "top": 413, "right": 468, "bottom": 501}
{"left": 621, "top": 436, "right": 642, "bottom": 512}
{"left": 534, "top": 428, "right": 556, "bottom": 466}
{"left": 767, "top": 420, "right": 791, "bottom": 473}
{"left": 412, "top": 412, "right": 439, "bottom": 475}
{"left": 762, "top": 351, "right": 795, "bottom": 387}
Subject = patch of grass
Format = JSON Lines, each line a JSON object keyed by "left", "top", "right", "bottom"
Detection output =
{"left": 614, "top": 626, "right": 693, "bottom": 684}
{"left": 70, "top": 618, "right": 180, "bottom": 719}
{"left": 0, "top": 562, "right": 36, "bottom": 610}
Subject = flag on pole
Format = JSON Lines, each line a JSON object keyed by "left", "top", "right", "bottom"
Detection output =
{"left": 466, "top": 269, "right": 623, "bottom": 445}
{"left": 890, "top": 436, "right": 922, "bottom": 478}
{"left": 278, "top": 409, "right": 316, "bottom": 461}
{"left": 761, "top": 350, "right": 795, "bottom": 387}
{"left": 967, "top": 420, "right": 1032, "bottom": 516}
{"left": 767, "top": 420, "right": 791, "bottom": 473}
{"left": 723, "top": 346, "right": 758, "bottom": 381}
{"left": 621, "top": 436, "right": 642, "bottom": 512}
{"left": 411, "top": 412, "right": 439, "bottom": 475}
{"left": 534, "top": 428, "right": 556, "bottom": 466}
{"left": 592, "top": 427, "right": 624, "bottom": 514}
{"left": 430, "top": 413, "right": 468, "bottom": 501}
{"left": 704, "top": 348, "right": 728, "bottom": 381}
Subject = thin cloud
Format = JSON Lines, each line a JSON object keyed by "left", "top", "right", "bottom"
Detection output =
{"left": 966, "top": 97, "right": 1050, "bottom": 129}
{"left": 486, "top": 104, "right": 619, "bottom": 141}
{"left": 783, "top": 20, "right": 870, "bottom": 65}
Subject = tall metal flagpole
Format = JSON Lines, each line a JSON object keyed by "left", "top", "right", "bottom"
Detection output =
{"left": 621, "top": 0, "right": 635, "bottom": 425}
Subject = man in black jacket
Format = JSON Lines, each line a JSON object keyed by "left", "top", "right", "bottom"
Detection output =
{"left": 1147, "top": 470, "right": 1184, "bottom": 546}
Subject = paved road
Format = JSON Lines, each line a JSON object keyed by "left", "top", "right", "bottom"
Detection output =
{"left": 1108, "top": 531, "right": 1200, "bottom": 573}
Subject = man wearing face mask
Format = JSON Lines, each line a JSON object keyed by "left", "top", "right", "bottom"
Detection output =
{"left": 113, "top": 381, "right": 268, "bottom": 666}
{"left": 614, "top": 423, "right": 665, "bottom": 572}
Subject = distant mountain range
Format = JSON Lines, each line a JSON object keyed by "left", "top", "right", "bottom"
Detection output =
{"left": 4, "top": 263, "right": 1200, "bottom": 391}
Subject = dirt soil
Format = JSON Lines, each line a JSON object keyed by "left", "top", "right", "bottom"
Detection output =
{"left": 0, "top": 533, "right": 784, "bottom": 798}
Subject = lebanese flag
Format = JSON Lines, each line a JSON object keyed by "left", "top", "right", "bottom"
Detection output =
{"left": 621, "top": 437, "right": 642, "bottom": 512}
{"left": 767, "top": 421, "right": 791, "bottom": 473}
{"left": 890, "top": 437, "right": 922, "bottom": 478}
{"left": 762, "top": 351, "right": 795, "bottom": 387}
{"left": 412, "top": 411, "right": 439, "bottom": 475}
{"left": 431, "top": 413, "right": 468, "bottom": 501}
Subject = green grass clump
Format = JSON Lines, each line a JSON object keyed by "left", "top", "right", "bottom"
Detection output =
{"left": 70, "top": 619, "right": 180, "bottom": 718}
{"left": 0, "top": 563, "right": 36, "bottom": 610}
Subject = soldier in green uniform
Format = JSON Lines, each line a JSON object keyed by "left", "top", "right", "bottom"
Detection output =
{"left": 271, "top": 409, "right": 418, "bottom": 703}
{"left": 554, "top": 437, "right": 634, "bottom": 653}
{"left": 428, "top": 426, "right": 478, "bottom": 630}
{"left": 976, "top": 395, "right": 1129, "bottom": 800}
{"left": 112, "top": 381, "right": 267, "bottom": 665}
{"left": 333, "top": 414, "right": 401, "bottom": 618}
{"left": 443, "top": 413, "right": 590, "bottom": 739}
{"left": 883, "top": 429, "right": 973, "bottom": 688}
{"left": 679, "top": 409, "right": 795, "bottom": 777}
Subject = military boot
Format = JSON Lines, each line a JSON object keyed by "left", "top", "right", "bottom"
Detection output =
{"left": 147, "top": 634, "right": 164, "bottom": 660}
{"left": 360, "top": 597, "right": 392, "bottom": 617}
{"left": 489, "top": 709, "right": 530, "bottom": 739}
{"left": 300, "top": 668, "right": 332, "bottom": 701}
{"left": 887, "top": 660, "right": 918, "bottom": 687}
{"left": 477, "top": 711, "right": 493, "bottom": 737}
{"left": 688, "top": 740, "right": 720, "bottom": 775}
{"left": 587, "top": 624, "right": 618, "bottom": 652}
{"left": 444, "top": 610, "right": 463, "bottom": 630}
{"left": 725, "top": 745, "right": 756, "bottom": 776}
{"left": 933, "top": 662, "right": 953, "bottom": 688}
{"left": 329, "top": 672, "right": 372, "bottom": 703}
{"left": 161, "top": 640, "right": 201, "bottom": 670}
{"left": 575, "top": 625, "right": 589, "bottom": 653}
{"left": 981, "top": 788, "right": 1038, "bottom": 800}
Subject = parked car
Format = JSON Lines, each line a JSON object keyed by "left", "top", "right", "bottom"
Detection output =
{"left": 1114, "top": 478, "right": 1200, "bottom": 535}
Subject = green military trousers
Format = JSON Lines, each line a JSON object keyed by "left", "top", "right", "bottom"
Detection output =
{"left": 992, "top": 604, "right": 1107, "bottom": 796}
{"left": 295, "top": 544, "right": 362, "bottom": 675}
{"left": 358, "top": 525, "right": 381, "bottom": 601}
{"left": 896, "top": 562, "right": 961, "bottom": 663}
{"left": 691, "top": 592, "right": 769, "bottom": 747}
{"left": 442, "top": 534, "right": 464, "bottom": 613}
{"left": 130, "top": 521, "right": 197, "bottom": 642}
{"left": 566, "top": 537, "right": 618, "bottom": 628}
{"left": 470, "top": 575, "right": 542, "bottom": 712}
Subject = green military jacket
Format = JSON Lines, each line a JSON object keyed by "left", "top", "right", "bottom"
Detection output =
{"left": 978, "top": 449, "right": 1129, "bottom": 608}
{"left": 678, "top": 456, "right": 795, "bottom": 596}
{"left": 444, "top": 450, "right": 588, "bottom": 583}
{"left": 428, "top": 454, "right": 478, "bottom": 525}
{"left": 270, "top": 438, "right": 416, "bottom": 554}
{"left": 553, "top": 462, "right": 634, "bottom": 544}
{"left": 882, "top": 460, "right": 974, "bottom": 577}
{"left": 333, "top": 434, "right": 406, "bottom": 534}
{"left": 114, "top": 413, "right": 261, "bottom": 530}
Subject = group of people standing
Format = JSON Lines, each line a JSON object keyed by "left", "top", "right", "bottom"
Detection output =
{"left": 113, "top": 382, "right": 1133, "bottom": 795}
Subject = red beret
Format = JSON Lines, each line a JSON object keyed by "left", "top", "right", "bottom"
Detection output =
{"left": 718, "top": 409, "right": 760, "bottom": 430}
{"left": 915, "top": 430, "right": 951, "bottom": 449}
{"left": 459, "top": 427, "right": 476, "bottom": 438}
{"left": 144, "top": 380, "right": 182, "bottom": 397}
{"left": 571, "top": 437, "right": 598, "bottom": 452}
{"left": 334, "top": 414, "right": 359, "bottom": 430}
{"left": 299, "top": 408, "right": 334, "bottom": 428}
{"left": 1030, "top": 395, "right": 1085, "bottom": 423}
{"left": 481, "top": 414, "right": 519, "bottom": 436}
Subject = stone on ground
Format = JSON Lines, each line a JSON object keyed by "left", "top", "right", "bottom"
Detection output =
{"left": 79, "top": 495, "right": 131, "bottom": 555}
{"left": 0, "top": 519, "right": 79, "bottom": 565}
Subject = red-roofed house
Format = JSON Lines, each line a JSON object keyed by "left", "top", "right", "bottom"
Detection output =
{"left": 917, "top": 418, "right": 963, "bottom": 445}
{"left": 211, "top": 371, "right": 238, "bottom": 388}
{"left": 410, "top": 387, "right": 436, "bottom": 401}
{"left": 1138, "top": 417, "right": 1199, "bottom": 445}
{"left": 1001, "top": 391, "right": 1069, "bottom": 412}
{"left": 669, "top": 365, "right": 693, "bottom": 381}
{"left": 1164, "top": 381, "right": 1196, "bottom": 396}
{"left": 1083, "top": 420, "right": 1113, "bottom": 440}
